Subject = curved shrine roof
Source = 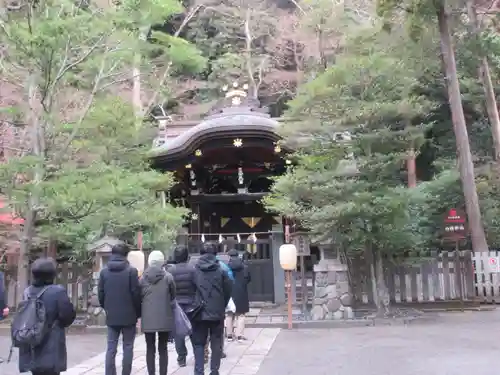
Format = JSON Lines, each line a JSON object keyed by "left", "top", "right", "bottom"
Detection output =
{"left": 149, "top": 109, "right": 281, "bottom": 161}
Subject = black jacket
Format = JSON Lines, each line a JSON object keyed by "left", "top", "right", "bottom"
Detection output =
{"left": 18, "top": 260, "right": 76, "bottom": 373}
{"left": 194, "top": 254, "right": 232, "bottom": 321}
{"left": 228, "top": 256, "right": 251, "bottom": 314}
{"left": 98, "top": 254, "right": 141, "bottom": 327}
{"left": 169, "top": 262, "right": 196, "bottom": 308}
{"left": 0, "top": 271, "right": 5, "bottom": 311}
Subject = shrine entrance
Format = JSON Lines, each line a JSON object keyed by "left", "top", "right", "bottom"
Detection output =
{"left": 150, "top": 82, "right": 290, "bottom": 303}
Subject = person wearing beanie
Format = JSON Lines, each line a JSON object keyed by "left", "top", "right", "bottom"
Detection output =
{"left": 140, "top": 250, "right": 176, "bottom": 375}
{"left": 98, "top": 243, "right": 141, "bottom": 375}
{"left": 18, "top": 257, "right": 76, "bottom": 375}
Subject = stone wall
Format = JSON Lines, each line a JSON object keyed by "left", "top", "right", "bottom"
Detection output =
{"left": 311, "top": 259, "right": 354, "bottom": 320}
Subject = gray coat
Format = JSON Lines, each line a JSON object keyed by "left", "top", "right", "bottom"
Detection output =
{"left": 140, "top": 265, "right": 176, "bottom": 333}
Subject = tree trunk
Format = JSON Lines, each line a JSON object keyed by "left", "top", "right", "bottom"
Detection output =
{"left": 17, "top": 77, "right": 43, "bottom": 303}
{"left": 465, "top": 0, "right": 500, "bottom": 169}
{"left": 17, "top": 208, "right": 35, "bottom": 303}
{"left": 407, "top": 147, "right": 417, "bottom": 188}
{"left": 132, "top": 65, "right": 142, "bottom": 128}
{"left": 436, "top": 1, "right": 489, "bottom": 252}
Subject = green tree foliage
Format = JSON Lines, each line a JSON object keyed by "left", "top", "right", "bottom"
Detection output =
{"left": 265, "top": 29, "right": 435, "bottom": 313}
{"left": 0, "top": 0, "right": 197, "bottom": 293}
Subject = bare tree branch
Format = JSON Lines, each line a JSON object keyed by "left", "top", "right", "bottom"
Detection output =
{"left": 143, "top": 4, "right": 203, "bottom": 115}
{"left": 244, "top": 8, "right": 258, "bottom": 99}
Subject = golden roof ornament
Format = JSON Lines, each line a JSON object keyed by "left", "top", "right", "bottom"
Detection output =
{"left": 222, "top": 81, "right": 248, "bottom": 106}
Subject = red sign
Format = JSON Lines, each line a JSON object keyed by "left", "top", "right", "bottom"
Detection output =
{"left": 443, "top": 208, "right": 467, "bottom": 240}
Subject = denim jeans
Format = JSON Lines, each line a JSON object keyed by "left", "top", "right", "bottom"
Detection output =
{"left": 105, "top": 325, "right": 136, "bottom": 375}
{"left": 191, "top": 320, "right": 224, "bottom": 375}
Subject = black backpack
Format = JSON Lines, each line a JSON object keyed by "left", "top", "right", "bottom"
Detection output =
{"left": 11, "top": 286, "right": 51, "bottom": 348}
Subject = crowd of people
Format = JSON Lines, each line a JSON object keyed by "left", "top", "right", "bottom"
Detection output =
{"left": 0, "top": 241, "right": 252, "bottom": 375}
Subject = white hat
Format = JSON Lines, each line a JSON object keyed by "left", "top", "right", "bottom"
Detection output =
{"left": 148, "top": 250, "right": 165, "bottom": 267}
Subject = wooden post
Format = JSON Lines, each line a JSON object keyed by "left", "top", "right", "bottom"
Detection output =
{"left": 455, "top": 241, "right": 465, "bottom": 311}
{"left": 286, "top": 270, "right": 293, "bottom": 329}
{"left": 300, "top": 255, "right": 307, "bottom": 314}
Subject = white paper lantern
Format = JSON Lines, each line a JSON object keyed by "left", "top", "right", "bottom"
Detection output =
{"left": 279, "top": 244, "right": 297, "bottom": 270}
{"left": 128, "top": 251, "right": 145, "bottom": 277}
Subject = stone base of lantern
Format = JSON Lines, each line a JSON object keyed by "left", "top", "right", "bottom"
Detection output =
{"left": 311, "top": 259, "right": 354, "bottom": 321}
{"left": 86, "top": 274, "right": 107, "bottom": 326}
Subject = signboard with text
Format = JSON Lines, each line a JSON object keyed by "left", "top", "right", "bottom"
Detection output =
{"left": 489, "top": 256, "right": 500, "bottom": 273}
{"left": 292, "top": 234, "right": 311, "bottom": 256}
{"left": 442, "top": 208, "right": 467, "bottom": 241}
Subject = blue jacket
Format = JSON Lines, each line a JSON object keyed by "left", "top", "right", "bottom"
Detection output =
{"left": 216, "top": 257, "right": 234, "bottom": 281}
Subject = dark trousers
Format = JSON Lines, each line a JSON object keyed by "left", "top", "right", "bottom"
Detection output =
{"left": 145, "top": 332, "right": 169, "bottom": 375}
{"left": 191, "top": 320, "right": 224, "bottom": 375}
{"left": 105, "top": 325, "right": 136, "bottom": 375}
{"left": 174, "top": 335, "right": 190, "bottom": 360}
{"left": 32, "top": 372, "right": 59, "bottom": 375}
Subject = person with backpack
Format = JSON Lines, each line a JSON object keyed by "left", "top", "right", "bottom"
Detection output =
{"left": 15, "top": 257, "right": 76, "bottom": 375}
{"left": 98, "top": 243, "right": 141, "bottom": 375}
{"left": 140, "top": 251, "right": 176, "bottom": 375}
{"left": 191, "top": 243, "right": 232, "bottom": 375}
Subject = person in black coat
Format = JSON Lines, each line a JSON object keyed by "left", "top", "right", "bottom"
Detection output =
{"left": 169, "top": 245, "right": 196, "bottom": 367}
{"left": 18, "top": 257, "right": 76, "bottom": 375}
{"left": 98, "top": 243, "right": 141, "bottom": 375}
{"left": 225, "top": 249, "right": 251, "bottom": 341}
{"left": 191, "top": 243, "right": 232, "bottom": 375}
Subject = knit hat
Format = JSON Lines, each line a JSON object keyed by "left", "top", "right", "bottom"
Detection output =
{"left": 148, "top": 250, "right": 165, "bottom": 267}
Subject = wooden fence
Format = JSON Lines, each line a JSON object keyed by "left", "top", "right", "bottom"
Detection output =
{"left": 3, "top": 263, "right": 92, "bottom": 311}
{"left": 350, "top": 251, "right": 476, "bottom": 305}
{"left": 6, "top": 250, "right": 500, "bottom": 311}
{"left": 472, "top": 251, "right": 500, "bottom": 303}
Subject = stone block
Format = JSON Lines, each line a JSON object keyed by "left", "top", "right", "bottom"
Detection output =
{"left": 336, "top": 281, "right": 350, "bottom": 295}
{"left": 327, "top": 271, "right": 337, "bottom": 284}
{"left": 332, "top": 310, "right": 344, "bottom": 320}
{"left": 315, "top": 286, "right": 328, "bottom": 298}
{"left": 313, "top": 297, "right": 327, "bottom": 305}
{"left": 340, "top": 293, "right": 353, "bottom": 307}
{"left": 89, "top": 295, "right": 100, "bottom": 307}
{"left": 336, "top": 271, "right": 348, "bottom": 282}
{"left": 326, "top": 298, "right": 341, "bottom": 312}
{"left": 325, "top": 284, "right": 337, "bottom": 298}
{"left": 343, "top": 307, "right": 354, "bottom": 319}
{"left": 314, "top": 272, "right": 329, "bottom": 287}
{"left": 311, "top": 305, "right": 326, "bottom": 320}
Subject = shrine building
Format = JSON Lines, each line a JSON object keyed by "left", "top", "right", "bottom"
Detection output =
{"left": 149, "top": 83, "right": 297, "bottom": 304}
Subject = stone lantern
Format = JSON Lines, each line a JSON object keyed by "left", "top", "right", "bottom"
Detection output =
{"left": 86, "top": 236, "right": 124, "bottom": 326}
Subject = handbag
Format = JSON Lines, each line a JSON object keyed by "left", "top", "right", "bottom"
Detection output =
{"left": 173, "top": 300, "right": 192, "bottom": 337}
{"left": 226, "top": 298, "right": 236, "bottom": 313}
